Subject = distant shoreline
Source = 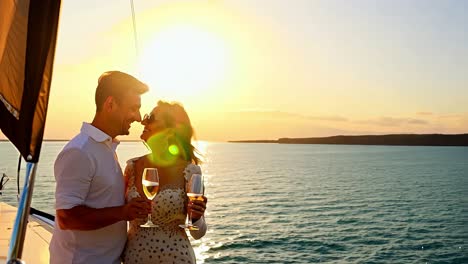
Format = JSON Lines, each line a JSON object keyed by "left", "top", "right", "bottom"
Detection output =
{"left": 2, "top": 134, "right": 468, "bottom": 146}
{"left": 229, "top": 134, "right": 468, "bottom": 146}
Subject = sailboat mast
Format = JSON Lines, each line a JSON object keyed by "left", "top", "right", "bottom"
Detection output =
{"left": 130, "top": 0, "right": 140, "bottom": 58}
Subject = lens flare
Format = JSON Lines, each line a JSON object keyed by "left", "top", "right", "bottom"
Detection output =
{"left": 168, "top": 144, "right": 180, "bottom": 155}
{"left": 146, "top": 131, "right": 179, "bottom": 167}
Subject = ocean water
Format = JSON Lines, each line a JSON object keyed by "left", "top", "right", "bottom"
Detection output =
{"left": 1, "top": 141, "right": 467, "bottom": 263}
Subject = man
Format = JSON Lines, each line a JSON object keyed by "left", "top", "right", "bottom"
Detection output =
{"left": 50, "top": 71, "right": 151, "bottom": 264}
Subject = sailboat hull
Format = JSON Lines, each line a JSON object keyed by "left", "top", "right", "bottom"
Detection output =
{"left": 0, "top": 202, "right": 52, "bottom": 263}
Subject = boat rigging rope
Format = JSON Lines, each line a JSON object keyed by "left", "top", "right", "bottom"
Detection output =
{"left": 17, "top": 154, "right": 21, "bottom": 199}
{"left": 130, "top": 0, "right": 140, "bottom": 58}
{"left": 0, "top": 173, "right": 9, "bottom": 195}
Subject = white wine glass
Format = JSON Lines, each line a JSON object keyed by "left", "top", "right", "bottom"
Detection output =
{"left": 179, "top": 173, "right": 204, "bottom": 230}
{"left": 140, "top": 168, "right": 160, "bottom": 228}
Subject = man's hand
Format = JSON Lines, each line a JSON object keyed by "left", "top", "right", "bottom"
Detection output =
{"left": 122, "top": 197, "right": 152, "bottom": 221}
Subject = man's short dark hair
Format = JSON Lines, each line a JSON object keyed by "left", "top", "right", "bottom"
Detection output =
{"left": 95, "top": 71, "right": 149, "bottom": 112}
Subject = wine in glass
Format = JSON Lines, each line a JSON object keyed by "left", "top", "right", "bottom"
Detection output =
{"left": 179, "top": 173, "right": 204, "bottom": 230}
{"left": 140, "top": 168, "right": 160, "bottom": 228}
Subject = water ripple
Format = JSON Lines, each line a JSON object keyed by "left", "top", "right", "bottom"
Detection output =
{"left": 1, "top": 142, "right": 468, "bottom": 263}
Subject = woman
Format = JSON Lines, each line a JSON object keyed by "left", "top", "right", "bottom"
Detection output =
{"left": 122, "top": 101, "right": 207, "bottom": 263}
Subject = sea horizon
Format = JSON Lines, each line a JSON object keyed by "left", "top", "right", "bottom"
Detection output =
{"left": 1, "top": 132, "right": 468, "bottom": 145}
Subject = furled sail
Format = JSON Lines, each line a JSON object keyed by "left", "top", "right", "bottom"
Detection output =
{"left": 0, "top": 0, "right": 61, "bottom": 163}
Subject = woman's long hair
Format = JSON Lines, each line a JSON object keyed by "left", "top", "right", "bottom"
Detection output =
{"left": 155, "top": 100, "right": 201, "bottom": 165}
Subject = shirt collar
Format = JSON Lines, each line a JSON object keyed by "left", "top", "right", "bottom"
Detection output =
{"left": 81, "top": 122, "right": 120, "bottom": 150}
{"left": 111, "top": 137, "right": 120, "bottom": 151}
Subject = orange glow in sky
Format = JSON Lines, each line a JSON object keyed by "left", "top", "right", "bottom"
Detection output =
{"left": 1, "top": 0, "right": 467, "bottom": 141}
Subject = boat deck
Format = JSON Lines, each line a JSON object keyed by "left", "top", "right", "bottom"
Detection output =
{"left": 0, "top": 202, "right": 51, "bottom": 263}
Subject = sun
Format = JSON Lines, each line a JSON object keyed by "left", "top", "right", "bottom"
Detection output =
{"left": 137, "top": 24, "right": 230, "bottom": 100}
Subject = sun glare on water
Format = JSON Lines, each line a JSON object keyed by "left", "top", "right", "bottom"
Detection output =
{"left": 138, "top": 25, "right": 230, "bottom": 101}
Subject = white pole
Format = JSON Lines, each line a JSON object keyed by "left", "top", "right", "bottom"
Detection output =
{"left": 6, "top": 161, "right": 38, "bottom": 264}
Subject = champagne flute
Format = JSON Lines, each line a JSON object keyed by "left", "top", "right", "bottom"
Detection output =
{"left": 179, "top": 173, "right": 204, "bottom": 230}
{"left": 140, "top": 168, "right": 159, "bottom": 228}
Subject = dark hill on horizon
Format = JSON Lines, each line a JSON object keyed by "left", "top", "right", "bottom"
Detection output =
{"left": 230, "top": 134, "right": 468, "bottom": 146}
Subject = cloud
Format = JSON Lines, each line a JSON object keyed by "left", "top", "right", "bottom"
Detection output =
{"left": 407, "top": 118, "right": 428, "bottom": 125}
{"left": 438, "top": 114, "right": 467, "bottom": 119}
{"left": 416, "top": 112, "right": 433, "bottom": 116}
{"left": 196, "top": 109, "right": 352, "bottom": 141}
{"left": 356, "top": 116, "right": 429, "bottom": 127}
{"left": 195, "top": 110, "right": 467, "bottom": 141}
{"left": 305, "top": 115, "right": 348, "bottom": 122}
{"left": 232, "top": 110, "right": 348, "bottom": 122}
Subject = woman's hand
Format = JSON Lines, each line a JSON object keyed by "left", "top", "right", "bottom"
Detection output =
{"left": 188, "top": 196, "right": 207, "bottom": 221}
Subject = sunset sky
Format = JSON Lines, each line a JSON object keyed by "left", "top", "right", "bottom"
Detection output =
{"left": 3, "top": 0, "right": 468, "bottom": 141}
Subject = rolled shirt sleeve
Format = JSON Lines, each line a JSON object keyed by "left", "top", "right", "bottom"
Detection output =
{"left": 54, "top": 148, "right": 95, "bottom": 210}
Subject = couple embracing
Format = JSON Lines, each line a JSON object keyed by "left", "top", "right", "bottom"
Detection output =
{"left": 49, "top": 71, "right": 207, "bottom": 264}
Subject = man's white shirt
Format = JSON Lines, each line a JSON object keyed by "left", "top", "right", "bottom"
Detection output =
{"left": 50, "top": 122, "right": 126, "bottom": 264}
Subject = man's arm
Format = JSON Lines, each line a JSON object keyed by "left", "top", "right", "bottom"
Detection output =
{"left": 54, "top": 148, "right": 150, "bottom": 230}
{"left": 56, "top": 197, "right": 149, "bottom": 230}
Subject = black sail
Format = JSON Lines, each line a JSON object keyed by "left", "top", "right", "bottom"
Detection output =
{"left": 0, "top": 0, "right": 61, "bottom": 163}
